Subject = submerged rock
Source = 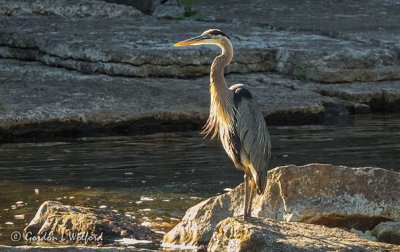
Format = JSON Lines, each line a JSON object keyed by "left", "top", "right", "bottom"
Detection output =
{"left": 208, "top": 217, "right": 399, "bottom": 252}
{"left": 24, "top": 201, "right": 161, "bottom": 245}
{"left": 163, "top": 164, "right": 400, "bottom": 248}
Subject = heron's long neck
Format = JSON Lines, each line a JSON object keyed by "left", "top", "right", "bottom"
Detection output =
{"left": 209, "top": 39, "right": 235, "bottom": 131}
{"left": 210, "top": 39, "right": 233, "bottom": 94}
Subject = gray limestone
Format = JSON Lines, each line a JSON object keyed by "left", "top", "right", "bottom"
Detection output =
{"left": 1, "top": 0, "right": 400, "bottom": 138}
{"left": 0, "top": 0, "right": 142, "bottom": 18}
{"left": 0, "top": 59, "right": 330, "bottom": 139}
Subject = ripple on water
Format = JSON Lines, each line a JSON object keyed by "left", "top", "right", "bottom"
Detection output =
{"left": 0, "top": 115, "right": 399, "bottom": 246}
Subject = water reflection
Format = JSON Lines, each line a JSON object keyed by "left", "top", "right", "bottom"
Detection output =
{"left": 0, "top": 114, "right": 399, "bottom": 246}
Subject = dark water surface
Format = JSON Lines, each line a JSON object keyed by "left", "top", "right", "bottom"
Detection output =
{"left": 0, "top": 114, "right": 399, "bottom": 246}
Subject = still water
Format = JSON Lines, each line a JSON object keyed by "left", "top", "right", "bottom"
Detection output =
{"left": 0, "top": 114, "right": 399, "bottom": 246}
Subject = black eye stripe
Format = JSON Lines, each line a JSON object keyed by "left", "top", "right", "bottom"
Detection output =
{"left": 204, "top": 29, "right": 229, "bottom": 39}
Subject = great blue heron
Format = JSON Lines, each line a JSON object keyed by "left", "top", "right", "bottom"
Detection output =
{"left": 174, "top": 29, "right": 271, "bottom": 218}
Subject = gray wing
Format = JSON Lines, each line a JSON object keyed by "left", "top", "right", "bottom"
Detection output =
{"left": 231, "top": 84, "right": 271, "bottom": 194}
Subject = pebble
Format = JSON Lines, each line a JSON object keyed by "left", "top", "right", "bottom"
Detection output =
{"left": 139, "top": 208, "right": 151, "bottom": 212}
{"left": 11, "top": 205, "right": 17, "bottom": 210}
{"left": 5, "top": 222, "right": 14, "bottom": 225}
{"left": 124, "top": 172, "right": 133, "bottom": 175}
{"left": 136, "top": 201, "right": 143, "bottom": 205}
{"left": 34, "top": 189, "right": 39, "bottom": 195}
{"left": 162, "top": 199, "right": 170, "bottom": 202}
{"left": 141, "top": 180, "right": 146, "bottom": 183}
{"left": 99, "top": 205, "right": 107, "bottom": 209}
{"left": 69, "top": 196, "right": 75, "bottom": 199}
{"left": 140, "top": 196, "right": 154, "bottom": 201}
{"left": 15, "top": 201, "right": 24, "bottom": 207}
{"left": 141, "top": 221, "right": 151, "bottom": 227}
{"left": 223, "top": 188, "right": 233, "bottom": 192}
{"left": 190, "top": 196, "right": 201, "bottom": 200}
{"left": 115, "top": 238, "right": 152, "bottom": 245}
{"left": 14, "top": 214, "right": 25, "bottom": 220}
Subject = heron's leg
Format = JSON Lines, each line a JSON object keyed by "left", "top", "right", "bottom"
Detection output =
{"left": 247, "top": 180, "right": 255, "bottom": 218}
{"left": 243, "top": 173, "right": 250, "bottom": 219}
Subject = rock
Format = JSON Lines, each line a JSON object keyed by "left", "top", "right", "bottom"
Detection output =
{"left": 162, "top": 184, "right": 246, "bottom": 248}
{"left": 0, "top": 0, "right": 142, "bottom": 18}
{"left": 308, "top": 81, "right": 400, "bottom": 112}
{"left": 259, "top": 164, "right": 400, "bottom": 229}
{"left": 0, "top": 59, "right": 336, "bottom": 139}
{"left": 24, "top": 201, "right": 161, "bottom": 245}
{"left": 189, "top": 0, "right": 400, "bottom": 50}
{"left": 0, "top": 12, "right": 399, "bottom": 82}
{"left": 0, "top": 245, "right": 131, "bottom": 251}
{"left": 207, "top": 217, "right": 400, "bottom": 252}
{"left": 163, "top": 164, "right": 400, "bottom": 247}
{"left": 372, "top": 221, "right": 400, "bottom": 245}
{"left": 104, "top": 0, "right": 158, "bottom": 14}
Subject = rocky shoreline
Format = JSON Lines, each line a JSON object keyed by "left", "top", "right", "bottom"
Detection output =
{"left": 1, "top": 0, "right": 400, "bottom": 141}
{"left": 2, "top": 164, "right": 400, "bottom": 251}
{"left": 162, "top": 164, "right": 400, "bottom": 250}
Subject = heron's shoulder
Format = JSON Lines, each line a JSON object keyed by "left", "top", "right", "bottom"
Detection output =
{"left": 230, "top": 84, "right": 252, "bottom": 107}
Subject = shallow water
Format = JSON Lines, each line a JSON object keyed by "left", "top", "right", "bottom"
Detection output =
{"left": 0, "top": 114, "right": 399, "bottom": 247}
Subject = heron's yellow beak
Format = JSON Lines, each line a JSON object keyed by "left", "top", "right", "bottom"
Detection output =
{"left": 174, "top": 35, "right": 204, "bottom": 47}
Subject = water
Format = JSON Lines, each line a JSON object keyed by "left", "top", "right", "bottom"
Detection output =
{"left": 0, "top": 114, "right": 399, "bottom": 247}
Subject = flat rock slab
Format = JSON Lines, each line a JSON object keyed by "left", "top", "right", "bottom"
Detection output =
{"left": 306, "top": 81, "right": 400, "bottom": 112}
{"left": 186, "top": 0, "right": 400, "bottom": 49}
{"left": 0, "top": 14, "right": 399, "bottom": 82}
{"left": 0, "top": 59, "right": 336, "bottom": 139}
{"left": 0, "top": 0, "right": 142, "bottom": 18}
{"left": 207, "top": 217, "right": 400, "bottom": 252}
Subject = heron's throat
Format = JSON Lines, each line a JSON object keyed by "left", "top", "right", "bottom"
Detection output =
{"left": 210, "top": 40, "right": 233, "bottom": 90}
{"left": 205, "top": 39, "right": 235, "bottom": 138}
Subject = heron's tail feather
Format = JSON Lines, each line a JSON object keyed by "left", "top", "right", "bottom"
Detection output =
{"left": 249, "top": 164, "right": 267, "bottom": 195}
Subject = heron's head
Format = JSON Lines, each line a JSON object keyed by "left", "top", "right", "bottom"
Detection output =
{"left": 174, "top": 29, "right": 230, "bottom": 47}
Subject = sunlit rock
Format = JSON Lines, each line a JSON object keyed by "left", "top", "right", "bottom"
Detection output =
{"left": 24, "top": 201, "right": 161, "bottom": 245}
{"left": 163, "top": 164, "right": 400, "bottom": 248}
{"left": 260, "top": 164, "right": 400, "bottom": 229}
{"left": 207, "top": 217, "right": 399, "bottom": 251}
